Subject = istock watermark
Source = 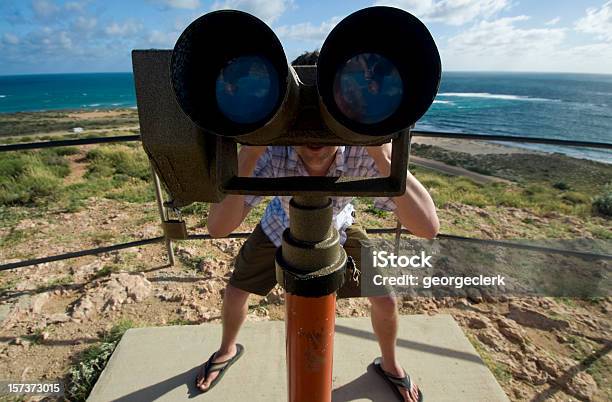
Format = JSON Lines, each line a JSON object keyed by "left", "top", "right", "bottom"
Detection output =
{"left": 357, "top": 237, "right": 611, "bottom": 298}
{"left": 372, "top": 274, "right": 506, "bottom": 288}
{"left": 372, "top": 250, "right": 432, "bottom": 268}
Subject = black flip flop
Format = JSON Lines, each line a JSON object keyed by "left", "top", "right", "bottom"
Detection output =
{"left": 373, "top": 357, "right": 423, "bottom": 402}
{"left": 195, "top": 344, "right": 245, "bottom": 393}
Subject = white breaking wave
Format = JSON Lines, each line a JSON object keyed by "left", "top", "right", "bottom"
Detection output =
{"left": 0, "top": 95, "right": 6, "bottom": 98}
{"left": 438, "top": 92, "right": 559, "bottom": 102}
{"left": 433, "top": 100, "right": 453, "bottom": 104}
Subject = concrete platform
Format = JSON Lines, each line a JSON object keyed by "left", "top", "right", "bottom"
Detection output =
{"left": 87, "top": 314, "right": 509, "bottom": 401}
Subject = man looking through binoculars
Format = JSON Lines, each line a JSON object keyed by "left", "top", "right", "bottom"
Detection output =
{"left": 197, "top": 142, "right": 439, "bottom": 402}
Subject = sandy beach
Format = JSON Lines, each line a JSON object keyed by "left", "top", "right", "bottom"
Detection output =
{"left": 412, "top": 136, "right": 543, "bottom": 156}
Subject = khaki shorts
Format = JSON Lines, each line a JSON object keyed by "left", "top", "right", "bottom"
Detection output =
{"left": 229, "top": 223, "right": 390, "bottom": 298}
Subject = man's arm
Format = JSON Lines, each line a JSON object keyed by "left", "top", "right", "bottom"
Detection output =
{"left": 366, "top": 143, "right": 440, "bottom": 239}
{"left": 207, "top": 146, "right": 267, "bottom": 237}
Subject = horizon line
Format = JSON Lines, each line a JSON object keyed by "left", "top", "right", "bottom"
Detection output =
{"left": 1, "top": 70, "right": 612, "bottom": 78}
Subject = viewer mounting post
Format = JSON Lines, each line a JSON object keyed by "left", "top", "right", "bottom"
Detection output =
{"left": 132, "top": 6, "right": 440, "bottom": 401}
{"left": 276, "top": 195, "right": 345, "bottom": 400}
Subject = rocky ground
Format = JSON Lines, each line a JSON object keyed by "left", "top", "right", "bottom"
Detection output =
{"left": 0, "top": 199, "right": 610, "bottom": 401}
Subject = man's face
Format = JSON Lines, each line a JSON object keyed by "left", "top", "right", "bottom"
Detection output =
{"left": 294, "top": 145, "right": 338, "bottom": 174}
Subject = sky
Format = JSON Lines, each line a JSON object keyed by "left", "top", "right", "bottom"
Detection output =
{"left": 0, "top": 0, "right": 611, "bottom": 75}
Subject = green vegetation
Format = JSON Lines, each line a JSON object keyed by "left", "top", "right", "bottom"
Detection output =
{"left": 411, "top": 143, "right": 612, "bottom": 194}
{"left": 66, "top": 319, "right": 136, "bottom": 402}
{"left": 0, "top": 130, "right": 139, "bottom": 145}
{"left": 352, "top": 197, "right": 391, "bottom": 219}
{"left": 243, "top": 196, "right": 272, "bottom": 227}
{"left": 182, "top": 202, "right": 209, "bottom": 216}
{"left": 0, "top": 144, "right": 154, "bottom": 214}
{"left": 0, "top": 276, "right": 18, "bottom": 293}
{"left": 85, "top": 146, "right": 149, "bottom": 180}
{"left": 36, "top": 275, "right": 74, "bottom": 292}
{"left": 167, "top": 318, "right": 195, "bottom": 326}
{"left": 92, "top": 264, "right": 123, "bottom": 279}
{"left": 411, "top": 165, "right": 597, "bottom": 216}
{"left": 21, "top": 327, "right": 49, "bottom": 345}
{"left": 553, "top": 181, "right": 571, "bottom": 190}
{"left": 0, "top": 109, "right": 138, "bottom": 137}
{"left": 593, "top": 184, "right": 612, "bottom": 217}
{"left": 0, "top": 395, "right": 27, "bottom": 402}
{"left": 0, "top": 228, "right": 30, "bottom": 248}
{"left": 587, "top": 353, "right": 612, "bottom": 400}
{"left": 177, "top": 252, "right": 207, "bottom": 271}
{"left": 0, "top": 148, "right": 71, "bottom": 205}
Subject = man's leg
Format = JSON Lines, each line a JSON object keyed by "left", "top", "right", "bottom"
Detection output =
{"left": 196, "top": 283, "right": 250, "bottom": 391}
{"left": 197, "top": 224, "right": 277, "bottom": 392}
{"left": 342, "top": 225, "right": 421, "bottom": 402}
{"left": 369, "top": 295, "right": 421, "bottom": 402}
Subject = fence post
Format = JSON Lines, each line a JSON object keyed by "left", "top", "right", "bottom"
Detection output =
{"left": 150, "top": 163, "right": 175, "bottom": 266}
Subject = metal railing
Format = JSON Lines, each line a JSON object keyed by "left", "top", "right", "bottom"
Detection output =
{"left": 1, "top": 131, "right": 611, "bottom": 272}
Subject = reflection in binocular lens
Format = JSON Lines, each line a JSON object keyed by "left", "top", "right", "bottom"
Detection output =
{"left": 215, "top": 55, "right": 280, "bottom": 124}
{"left": 333, "top": 53, "right": 403, "bottom": 124}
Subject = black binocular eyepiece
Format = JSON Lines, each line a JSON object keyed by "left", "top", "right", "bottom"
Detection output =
{"left": 170, "top": 6, "right": 441, "bottom": 145}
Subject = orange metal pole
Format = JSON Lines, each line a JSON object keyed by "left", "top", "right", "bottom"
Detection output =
{"left": 285, "top": 292, "right": 336, "bottom": 402}
{"left": 276, "top": 195, "right": 346, "bottom": 402}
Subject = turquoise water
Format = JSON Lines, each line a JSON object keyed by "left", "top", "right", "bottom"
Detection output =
{"left": 0, "top": 73, "right": 136, "bottom": 113}
{"left": 0, "top": 71, "right": 610, "bottom": 162}
{"left": 421, "top": 72, "right": 612, "bottom": 163}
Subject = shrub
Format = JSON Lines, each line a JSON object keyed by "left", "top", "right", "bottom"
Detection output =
{"left": 561, "top": 191, "right": 590, "bottom": 205}
{"left": 106, "top": 179, "right": 155, "bottom": 203}
{"left": 0, "top": 151, "right": 68, "bottom": 205}
{"left": 593, "top": 186, "right": 612, "bottom": 216}
{"left": 470, "top": 165, "right": 493, "bottom": 176}
{"left": 365, "top": 205, "right": 389, "bottom": 218}
{"left": 553, "top": 181, "right": 571, "bottom": 190}
{"left": 420, "top": 177, "right": 446, "bottom": 189}
{"left": 462, "top": 192, "right": 489, "bottom": 208}
{"left": 182, "top": 202, "right": 209, "bottom": 215}
{"left": 523, "top": 183, "right": 546, "bottom": 196}
{"left": 85, "top": 145, "right": 150, "bottom": 180}
{"left": 50, "top": 146, "right": 80, "bottom": 156}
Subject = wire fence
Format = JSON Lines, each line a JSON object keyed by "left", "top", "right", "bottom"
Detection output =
{"left": 1, "top": 131, "right": 611, "bottom": 272}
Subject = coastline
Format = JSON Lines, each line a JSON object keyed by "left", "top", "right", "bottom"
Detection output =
{"left": 0, "top": 107, "right": 610, "bottom": 166}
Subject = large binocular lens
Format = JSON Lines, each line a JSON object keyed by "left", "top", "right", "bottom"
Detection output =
{"left": 318, "top": 6, "right": 441, "bottom": 140}
{"left": 215, "top": 55, "right": 280, "bottom": 124}
{"left": 171, "top": 10, "right": 295, "bottom": 141}
{"left": 332, "top": 52, "right": 404, "bottom": 125}
{"left": 171, "top": 6, "right": 440, "bottom": 144}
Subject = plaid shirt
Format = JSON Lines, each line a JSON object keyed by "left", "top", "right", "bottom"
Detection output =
{"left": 244, "top": 146, "right": 397, "bottom": 247}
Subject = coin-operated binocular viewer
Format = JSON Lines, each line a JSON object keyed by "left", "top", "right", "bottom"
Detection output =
{"left": 132, "top": 6, "right": 440, "bottom": 401}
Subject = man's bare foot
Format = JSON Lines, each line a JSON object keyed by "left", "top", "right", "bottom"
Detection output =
{"left": 381, "top": 358, "right": 421, "bottom": 402}
{"left": 195, "top": 344, "right": 238, "bottom": 392}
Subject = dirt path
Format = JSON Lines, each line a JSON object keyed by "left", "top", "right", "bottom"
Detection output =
{"left": 410, "top": 155, "right": 513, "bottom": 184}
{"left": 63, "top": 146, "right": 96, "bottom": 184}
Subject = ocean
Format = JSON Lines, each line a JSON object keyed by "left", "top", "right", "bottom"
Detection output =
{"left": 0, "top": 71, "right": 610, "bottom": 163}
